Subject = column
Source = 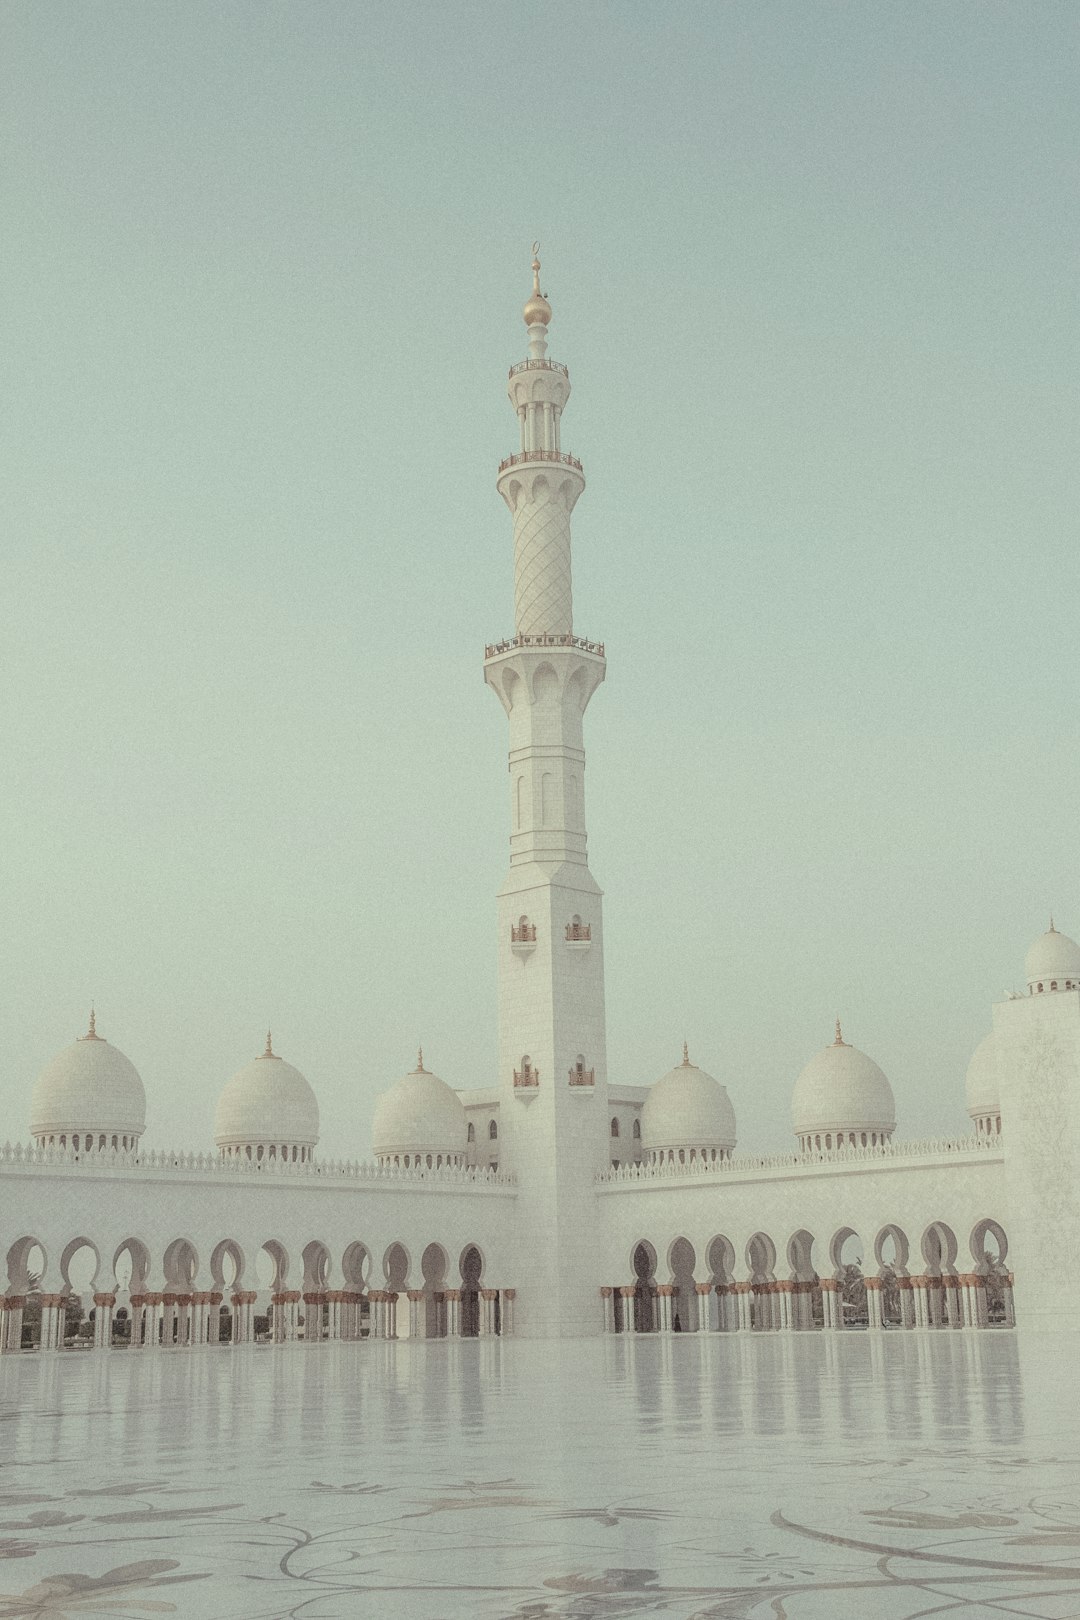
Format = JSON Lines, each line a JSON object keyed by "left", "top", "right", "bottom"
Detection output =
{"left": 1, "top": 1297, "right": 22, "bottom": 1353}
{"left": 734, "top": 1283, "right": 751, "bottom": 1332}
{"left": 93, "top": 1292, "right": 116, "bottom": 1350}
{"left": 898, "top": 1275, "right": 916, "bottom": 1329}
{"left": 39, "top": 1294, "right": 63, "bottom": 1352}
{"left": 386, "top": 1292, "right": 399, "bottom": 1340}
{"left": 820, "top": 1278, "right": 840, "bottom": 1330}
{"left": 1003, "top": 1273, "right": 1016, "bottom": 1327}
{"left": 657, "top": 1285, "right": 673, "bottom": 1334}
{"left": 599, "top": 1286, "right": 613, "bottom": 1334}
{"left": 445, "top": 1289, "right": 460, "bottom": 1337}
{"left": 865, "top": 1277, "right": 883, "bottom": 1331}
{"left": 230, "top": 1293, "right": 245, "bottom": 1344}
{"left": 502, "top": 1288, "right": 515, "bottom": 1336}
{"left": 479, "top": 1288, "right": 494, "bottom": 1336}
{"left": 912, "top": 1277, "right": 930, "bottom": 1329}
{"left": 404, "top": 1290, "right": 421, "bottom": 1340}
{"left": 301, "top": 1293, "right": 321, "bottom": 1342}
{"left": 619, "top": 1285, "right": 637, "bottom": 1335}
{"left": 692, "top": 1282, "right": 711, "bottom": 1331}
{"left": 777, "top": 1282, "right": 793, "bottom": 1331}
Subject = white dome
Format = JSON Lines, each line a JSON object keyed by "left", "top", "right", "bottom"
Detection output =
{"left": 965, "top": 1029, "right": 1000, "bottom": 1120}
{"left": 30, "top": 1012, "right": 146, "bottom": 1145}
{"left": 372, "top": 1055, "right": 468, "bottom": 1162}
{"left": 792, "top": 1022, "right": 896, "bottom": 1145}
{"left": 1025, "top": 921, "right": 1080, "bottom": 992}
{"left": 214, "top": 1035, "right": 319, "bottom": 1154}
{"left": 641, "top": 1046, "right": 736, "bottom": 1156}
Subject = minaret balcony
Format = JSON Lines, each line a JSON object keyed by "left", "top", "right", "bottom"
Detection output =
{"left": 497, "top": 449, "right": 582, "bottom": 475}
{"left": 513, "top": 1063, "right": 540, "bottom": 1103}
{"left": 565, "top": 920, "right": 592, "bottom": 946}
{"left": 508, "top": 358, "right": 568, "bottom": 380}
{"left": 510, "top": 921, "right": 537, "bottom": 958}
{"left": 484, "top": 632, "right": 605, "bottom": 662}
{"left": 568, "top": 1064, "right": 595, "bottom": 1089}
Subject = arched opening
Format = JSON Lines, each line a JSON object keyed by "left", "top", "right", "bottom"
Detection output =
{"left": 971, "top": 1218, "right": 1012, "bottom": 1327}
{"left": 921, "top": 1221, "right": 960, "bottom": 1328}
{"left": 488, "top": 1119, "right": 498, "bottom": 1141}
{"left": 668, "top": 1236, "right": 698, "bottom": 1332}
{"left": 59, "top": 1238, "right": 102, "bottom": 1349}
{"left": 256, "top": 1240, "right": 290, "bottom": 1342}
{"left": 460, "top": 1245, "right": 483, "bottom": 1337}
{"left": 746, "top": 1233, "right": 777, "bottom": 1330}
{"left": 6, "top": 1237, "right": 47, "bottom": 1351}
{"left": 786, "top": 1229, "right": 822, "bottom": 1329}
{"left": 610, "top": 1117, "right": 620, "bottom": 1139}
{"left": 705, "top": 1234, "right": 736, "bottom": 1332}
{"left": 301, "top": 1240, "right": 331, "bottom": 1341}
{"left": 874, "top": 1225, "right": 911, "bottom": 1328}
{"left": 631, "top": 1241, "right": 658, "bottom": 1333}
{"left": 421, "top": 1243, "right": 448, "bottom": 1339}
{"left": 467, "top": 1122, "right": 475, "bottom": 1143}
{"left": 830, "top": 1228, "right": 867, "bottom": 1328}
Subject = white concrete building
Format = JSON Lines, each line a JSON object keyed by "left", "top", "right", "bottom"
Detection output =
{"left": 1, "top": 251, "right": 1072, "bottom": 1351}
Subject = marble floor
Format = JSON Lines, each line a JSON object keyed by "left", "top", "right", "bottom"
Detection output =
{"left": 0, "top": 1332, "right": 1077, "bottom": 1619}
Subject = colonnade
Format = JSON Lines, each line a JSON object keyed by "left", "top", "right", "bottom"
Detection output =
{"left": 601, "top": 1272, "right": 1016, "bottom": 1334}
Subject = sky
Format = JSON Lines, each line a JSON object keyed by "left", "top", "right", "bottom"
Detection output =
{"left": 1, "top": 3, "right": 1078, "bottom": 1158}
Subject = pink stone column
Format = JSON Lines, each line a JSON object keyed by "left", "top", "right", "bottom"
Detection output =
{"left": 406, "top": 1290, "right": 423, "bottom": 1340}
{"left": 445, "top": 1288, "right": 460, "bottom": 1337}
{"left": 619, "top": 1285, "right": 637, "bottom": 1335}
{"left": 897, "top": 1275, "right": 916, "bottom": 1329}
{"left": 657, "top": 1284, "right": 673, "bottom": 1334}
{"left": 1003, "top": 1273, "right": 1016, "bottom": 1327}
{"left": 600, "top": 1286, "right": 614, "bottom": 1334}
{"left": 865, "top": 1277, "right": 883, "bottom": 1331}
{"left": 820, "top": 1278, "right": 840, "bottom": 1330}
{"left": 502, "top": 1288, "right": 515, "bottom": 1337}
{"left": 777, "top": 1281, "right": 793, "bottom": 1331}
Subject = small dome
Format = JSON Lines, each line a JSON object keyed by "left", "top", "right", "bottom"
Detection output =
{"left": 31, "top": 1011, "right": 146, "bottom": 1145}
{"left": 792, "top": 1021, "right": 895, "bottom": 1148}
{"left": 372, "top": 1052, "right": 468, "bottom": 1163}
{"left": 965, "top": 1029, "right": 1000, "bottom": 1120}
{"left": 214, "top": 1033, "right": 319, "bottom": 1156}
{"left": 641, "top": 1044, "right": 736, "bottom": 1157}
{"left": 1024, "top": 920, "right": 1080, "bottom": 992}
{"left": 523, "top": 249, "right": 552, "bottom": 327}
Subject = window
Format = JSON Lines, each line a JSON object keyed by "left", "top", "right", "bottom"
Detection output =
{"left": 632, "top": 1119, "right": 641, "bottom": 1140}
{"left": 610, "top": 1117, "right": 620, "bottom": 1138}
{"left": 488, "top": 1119, "right": 498, "bottom": 1141}
{"left": 467, "top": 1122, "right": 475, "bottom": 1143}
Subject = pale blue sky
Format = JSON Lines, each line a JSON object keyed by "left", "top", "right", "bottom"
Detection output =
{"left": 2, "top": 3, "right": 1077, "bottom": 1155}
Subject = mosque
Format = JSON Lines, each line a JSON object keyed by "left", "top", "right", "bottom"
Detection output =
{"left": 2, "top": 252, "right": 1076, "bottom": 1352}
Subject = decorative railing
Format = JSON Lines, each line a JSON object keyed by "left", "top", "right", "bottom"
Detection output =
{"left": 569, "top": 1065, "right": 595, "bottom": 1087}
{"left": 508, "top": 358, "right": 568, "bottom": 379}
{"left": 0, "top": 1141, "right": 515, "bottom": 1188}
{"left": 596, "top": 1134, "right": 1004, "bottom": 1186}
{"left": 513, "top": 1067, "right": 539, "bottom": 1088}
{"left": 484, "top": 633, "right": 605, "bottom": 660}
{"left": 511, "top": 922, "right": 537, "bottom": 943}
{"left": 497, "top": 449, "right": 582, "bottom": 475}
{"left": 566, "top": 921, "right": 591, "bottom": 942}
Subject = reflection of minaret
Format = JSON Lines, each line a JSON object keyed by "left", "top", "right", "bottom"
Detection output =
{"left": 485, "top": 248, "right": 608, "bottom": 1337}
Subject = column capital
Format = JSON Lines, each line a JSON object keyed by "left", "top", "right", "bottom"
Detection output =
{"left": 600, "top": 1286, "right": 613, "bottom": 1297}
{"left": 503, "top": 1289, "right": 516, "bottom": 1300}
{"left": 619, "top": 1285, "right": 636, "bottom": 1298}
{"left": 820, "top": 1278, "right": 839, "bottom": 1292}
{"left": 406, "top": 1290, "right": 425, "bottom": 1302}
{"left": 864, "top": 1277, "right": 882, "bottom": 1291}
{"left": 694, "top": 1283, "right": 711, "bottom": 1295}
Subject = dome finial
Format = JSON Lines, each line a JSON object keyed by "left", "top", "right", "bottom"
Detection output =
{"left": 682, "top": 1039, "right": 690, "bottom": 1066}
{"left": 834, "top": 1018, "right": 845, "bottom": 1047}
{"left": 416, "top": 1045, "right": 425, "bottom": 1072}
{"left": 261, "top": 1029, "right": 274, "bottom": 1059}
{"left": 1050, "top": 913, "right": 1057, "bottom": 933}
{"left": 79, "top": 1006, "right": 102, "bottom": 1043}
{"left": 523, "top": 241, "right": 552, "bottom": 330}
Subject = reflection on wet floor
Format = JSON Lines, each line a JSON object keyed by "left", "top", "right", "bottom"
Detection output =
{"left": 0, "top": 1330, "right": 1072, "bottom": 1619}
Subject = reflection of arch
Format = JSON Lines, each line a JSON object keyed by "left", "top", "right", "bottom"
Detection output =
{"left": 631, "top": 1241, "right": 657, "bottom": 1333}
{"left": 668, "top": 1236, "right": 698, "bottom": 1332}
{"left": 460, "top": 1244, "right": 483, "bottom": 1337}
{"left": 421, "top": 1243, "right": 449, "bottom": 1339}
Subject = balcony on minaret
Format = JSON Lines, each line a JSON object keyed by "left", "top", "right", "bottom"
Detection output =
{"left": 565, "top": 916, "right": 592, "bottom": 947}
{"left": 497, "top": 449, "right": 583, "bottom": 475}
{"left": 510, "top": 916, "right": 537, "bottom": 957}
{"left": 513, "top": 1056, "right": 539, "bottom": 1095}
{"left": 568, "top": 1056, "right": 595, "bottom": 1089}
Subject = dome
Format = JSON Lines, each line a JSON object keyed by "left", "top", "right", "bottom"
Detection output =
{"left": 965, "top": 1029, "right": 1000, "bottom": 1122}
{"left": 30, "top": 1011, "right": 146, "bottom": 1147}
{"left": 214, "top": 1034, "right": 319, "bottom": 1159}
{"left": 792, "top": 1021, "right": 896, "bottom": 1150}
{"left": 523, "top": 249, "right": 552, "bottom": 327}
{"left": 372, "top": 1052, "right": 468, "bottom": 1165}
{"left": 1024, "top": 920, "right": 1080, "bottom": 992}
{"left": 641, "top": 1044, "right": 736, "bottom": 1159}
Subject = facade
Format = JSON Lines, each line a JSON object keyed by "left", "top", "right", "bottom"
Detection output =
{"left": 1, "top": 252, "right": 1074, "bottom": 1351}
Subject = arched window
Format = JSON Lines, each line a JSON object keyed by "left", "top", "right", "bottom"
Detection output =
{"left": 1051, "top": 981, "right": 1058, "bottom": 991}
{"left": 488, "top": 1119, "right": 498, "bottom": 1141}
{"left": 467, "top": 1122, "right": 475, "bottom": 1143}
{"left": 632, "top": 1119, "right": 641, "bottom": 1140}
{"left": 610, "top": 1117, "right": 620, "bottom": 1138}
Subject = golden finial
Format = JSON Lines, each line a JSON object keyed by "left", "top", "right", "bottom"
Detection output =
{"left": 79, "top": 1006, "right": 102, "bottom": 1042}
{"left": 259, "top": 1029, "right": 276, "bottom": 1060}
{"left": 416, "top": 1045, "right": 425, "bottom": 1072}
{"left": 523, "top": 241, "right": 552, "bottom": 328}
{"left": 834, "top": 1018, "right": 845, "bottom": 1047}
{"left": 682, "top": 1040, "right": 690, "bottom": 1066}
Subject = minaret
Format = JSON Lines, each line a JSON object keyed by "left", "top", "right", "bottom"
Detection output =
{"left": 484, "top": 248, "right": 609, "bottom": 1337}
